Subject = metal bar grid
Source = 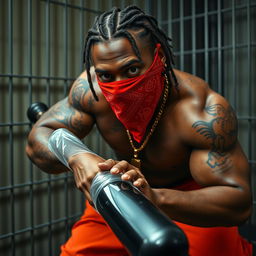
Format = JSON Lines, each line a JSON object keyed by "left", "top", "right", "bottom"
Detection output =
{"left": 217, "top": 0, "right": 223, "bottom": 94}
{"left": 92, "top": 0, "right": 103, "bottom": 172}
{"left": 204, "top": 0, "right": 209, "bottom": 82}
{"left": 63, "top": 0, "right": 70, "bottom": 241}
{"left": 0, "top": 214, "right": 81, "bottom": 241}
{"left": 246, "top": 0, "right": 254, "bottom": 240}
{"left": 44, "top": 1, "right": 53, "bottom": 254}
{"left": 163, "top": 0, "right": 255, "bottom": 244}
{"left": 179, "top": 0, "right": 184, "bottom": 70}
{"left": 167, "top": 0, "right": 172, "bottom": 38}
{"left": 157, "top": 0, "right": 162, "bottom": 25}
{"left": 40, "top": 0, "right": 102, "bottom": 14}
{"left": 0, "top": 1, "right": 149, "bottom": 254}
{"left": 173, "top": 42, "right": 256, "bottom": 55}
{"left": 0, "top": 74, "right": 75, "bottom": 80}
{"left": 191, "top": 0, "right": 196, "bottom": 75}
{"left": 79, "top": 0, "right": 87, "bottom": 214}
{"left": 27, "top": 1, "right": 35, "bottom": 254}
{"left": 1, "top": 1, "right": 255, "bottom": 255}
{"left": 0, "top": 174, "right": 74, "bottom": 192}
{"left": 247, "top": 0, "right": 252, "bottom": 170}
{"left": 0, "top": 1, "right": 99, "bottom": 255}
{"left": 161, "top": 2, "right": 256, "bottom": 24}
{"left": 232, "top": 0, "right": 237, "bottom": 110}
{"left": 7, "top": 1, "right": 15, "bottom": 255}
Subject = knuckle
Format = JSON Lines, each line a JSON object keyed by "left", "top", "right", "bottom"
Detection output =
{"left": 130, "top": 169, "right": 139, "bottom": 175}
{"left": 138, "top": 178, "right": 144, "bottom": 183}
{"left": 76, "top": 181, "right": 83, "bottom": 190}
{"left": 127, "top": 169, "right": 136, "bottom": 176}
{"left": 119, "top": 160, "right": 128, "bottom": 166}
{"left": 107, "top": 158, "right": 115, "bottom": 164}
{"left": 80, "top": 180, "right": 87, "bottom": 189}
{"left": 76, "top": 179, "right": 90, "bottom": 191}
{"left": 81, "top": 179, "right": 88, "bottom": 186}
{"left": 87, "top": 175, "right": 95, "bottom": 184}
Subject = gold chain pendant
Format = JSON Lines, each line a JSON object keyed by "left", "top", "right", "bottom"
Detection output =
{"left": 131, "top": 149, "right": 141, "bottom": 168}
{"left": 131, "top": 158, "right": 141, "bottom": 169}
{"left": 127, "top": 74, "right": 169, "bottom": 170}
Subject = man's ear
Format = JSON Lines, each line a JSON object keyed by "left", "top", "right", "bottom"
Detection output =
{"left": 155, "top": 45, "right": 166, "bottom": 65}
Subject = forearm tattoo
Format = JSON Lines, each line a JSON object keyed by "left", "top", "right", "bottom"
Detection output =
{"left": 192, "top": 104, "right": 238, "bottom": 172}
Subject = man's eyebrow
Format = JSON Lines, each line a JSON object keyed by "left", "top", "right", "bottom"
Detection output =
{"left": 95, "top": 59, "right": 142, "bottom": 73}
{"left": 94, "top": 68, "right": 109, "bottom": 73}
{"left": 121, "top": 59, "right": 142, "bottom": 69}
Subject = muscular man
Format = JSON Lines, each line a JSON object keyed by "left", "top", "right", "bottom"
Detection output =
{"left": 26, "top": 6, "right": 253, "bottom": 256}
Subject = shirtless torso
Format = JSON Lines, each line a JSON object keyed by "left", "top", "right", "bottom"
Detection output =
{"left": 69, "top": 68, "right": 224, "bottom": 188}
{"left": 25, "top": 6, "right": 253, "bottom": 255}
{"left": 26, "top": 34, "right": 251, "bottom": 228}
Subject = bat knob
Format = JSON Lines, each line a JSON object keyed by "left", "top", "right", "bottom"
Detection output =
{"left": 27, "top": 102, "right": 48, "bottom": 123}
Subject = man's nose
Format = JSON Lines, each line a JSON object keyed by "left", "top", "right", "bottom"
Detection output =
{"left": 115, "top": 75, "right": 124, "bottom": 81}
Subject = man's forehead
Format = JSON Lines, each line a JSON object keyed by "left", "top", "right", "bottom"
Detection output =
{"left": 92, "top": 37, "right": 137, "bottom": 61}
{"left": 91, "top": 31, "right": 152, "bottom": 63}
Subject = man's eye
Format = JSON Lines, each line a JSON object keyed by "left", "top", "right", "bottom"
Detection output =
{"left": 99, "top": 73, "right": 112, "bottom": 82}
{"left": 127, "top": 67, "right": 140, "bottom": 76}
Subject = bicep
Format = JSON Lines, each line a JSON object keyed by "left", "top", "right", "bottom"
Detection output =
{"left": 189, "top": 142, "right": 250, "bottom": 190}
{"left": 188, "top": 94, "right": 250, "bottom": 189}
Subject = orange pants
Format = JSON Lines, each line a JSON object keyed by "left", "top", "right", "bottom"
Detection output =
{"left": 60, "top": 180, "right": 253, "bottom": 256}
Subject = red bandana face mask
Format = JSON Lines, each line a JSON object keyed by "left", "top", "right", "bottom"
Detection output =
{"left": 97, "top": 44, "right": 165, "bottom": 143}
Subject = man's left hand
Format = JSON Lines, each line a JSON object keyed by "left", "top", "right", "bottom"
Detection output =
{"left": 98, "top": 159, "right": 158, "bottom": 204}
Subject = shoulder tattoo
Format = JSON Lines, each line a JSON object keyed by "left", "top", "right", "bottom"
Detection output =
{"left": 71, "top": 78, "right": 93, "bottom": 110}
{"left": 50, "top": 98, "right": 85, "bottom": 133}
{"left": 192, "top": 104, "right": 238, "bottom": 172}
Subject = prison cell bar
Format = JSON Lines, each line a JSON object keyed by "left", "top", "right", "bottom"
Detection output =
{"left": 1, "top": 1, "right": 256, "bottom": 255}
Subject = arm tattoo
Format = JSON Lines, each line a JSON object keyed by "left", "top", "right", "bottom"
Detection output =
{"left": 71, "top": 78, "right": 93, "bottom": 110}
{"left": 50, "top": 98, "right": 85, "bottom": 133}
{"left": 192, "top": 104, "right": 238, "bottom": 172}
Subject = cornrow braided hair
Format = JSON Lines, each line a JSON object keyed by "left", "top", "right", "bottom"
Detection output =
{"left": 83, "top": 5, "right": 177, "bottom": 101}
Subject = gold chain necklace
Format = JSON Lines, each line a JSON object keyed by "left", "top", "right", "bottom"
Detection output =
{"left": 126, "top": 74, "right": 169, "bottom": 169}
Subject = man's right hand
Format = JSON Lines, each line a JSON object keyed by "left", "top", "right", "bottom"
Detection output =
{"left": 68, "top": 153, "right": 105, "bottom": 203}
